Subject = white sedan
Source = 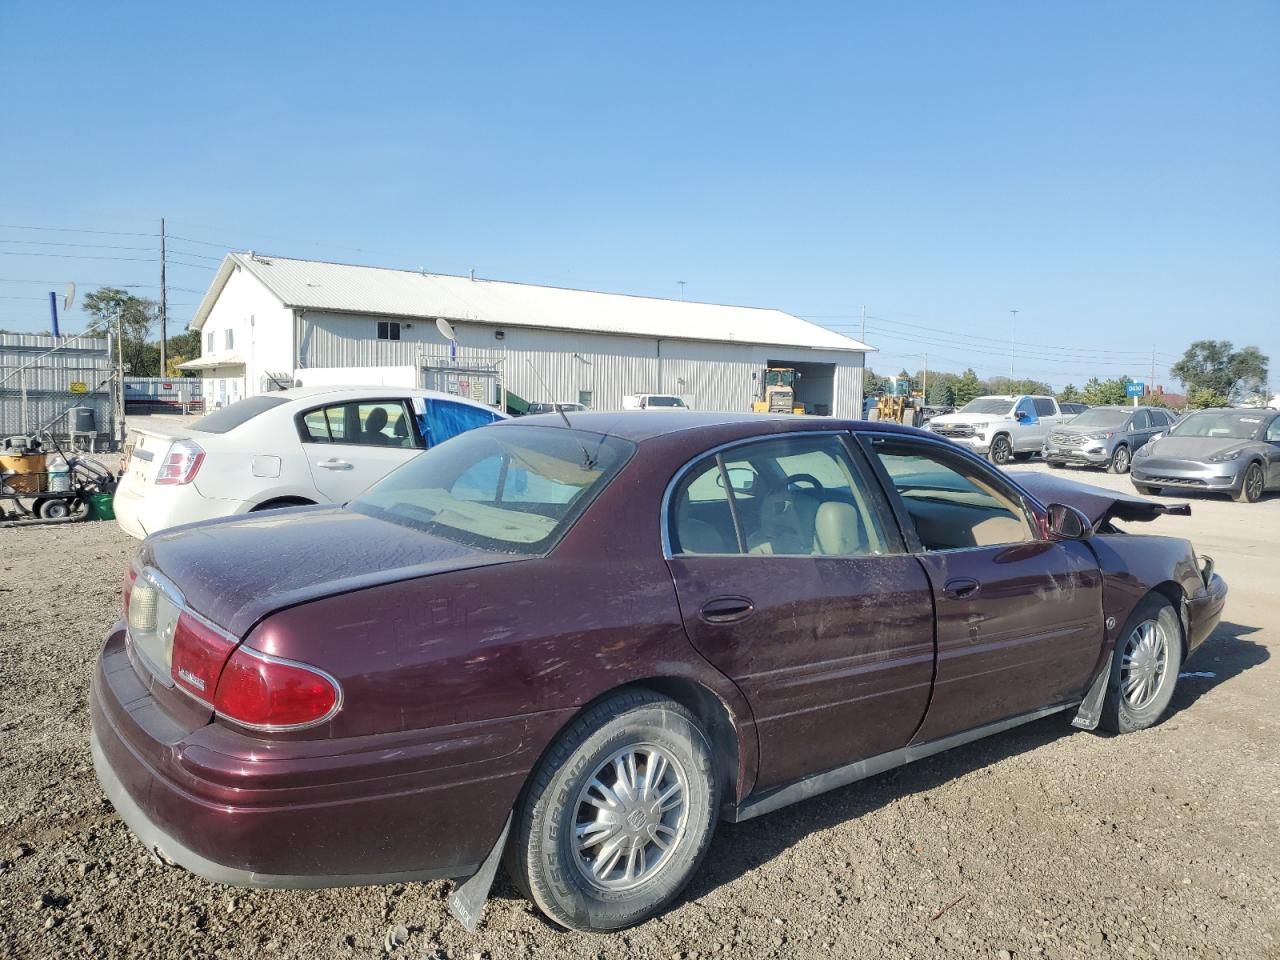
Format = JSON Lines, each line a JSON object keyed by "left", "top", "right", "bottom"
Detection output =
{"left": 113, "top": 386, "right": 504, "bottom": 539}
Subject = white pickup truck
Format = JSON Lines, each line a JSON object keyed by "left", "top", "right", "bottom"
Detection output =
{"left": 926, "top": 394, "right": 1068, "bottom": 464}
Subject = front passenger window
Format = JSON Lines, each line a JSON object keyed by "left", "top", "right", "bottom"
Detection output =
{"left": 864, "top": 437, "right": 1033, "bottom": 551}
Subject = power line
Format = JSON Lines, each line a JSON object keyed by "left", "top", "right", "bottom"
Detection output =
{"left": 855, "top": 319, "right": 1169, "bottom": 366}
{"left": 0, "top": 249, "right": 160, "bottom": 262}
{"left": 0, "top": 222, "right": 157, "bottom": 238}
{"left": 0, "top": 237, "right": 157, "bottom": 252}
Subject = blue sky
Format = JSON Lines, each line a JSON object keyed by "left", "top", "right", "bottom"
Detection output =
{"left": 1, "top": 2, "right": 1276, "bottom": 390}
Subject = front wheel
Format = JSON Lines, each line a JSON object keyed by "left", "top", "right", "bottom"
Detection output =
{"left": 506, "top": 691, "right": 719, "bottom": 932}
{"left": 1233, "top": 463, "right": 1264, "bottom": 503}
{"left": 1108, "top": 445, "right": 1131, "bottom": 474}
{"left": 1101, "top": 595, "right": 1183, "bottom": 733}
{"left": 988, "top": 434, "right": 1014, "bottom": 465}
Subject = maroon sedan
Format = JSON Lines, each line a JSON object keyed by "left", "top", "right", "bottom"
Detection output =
{"left": 91, "top": 412, "right": 1227, "bottom": 932}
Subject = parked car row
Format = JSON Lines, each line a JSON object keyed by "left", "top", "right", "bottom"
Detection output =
{"left": 92, "top": 410, "right": 1226, "bottom": 932}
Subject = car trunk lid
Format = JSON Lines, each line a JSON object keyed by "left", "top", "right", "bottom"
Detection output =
{"left": 135, "top": 505, "right": 523, "bottom": 638}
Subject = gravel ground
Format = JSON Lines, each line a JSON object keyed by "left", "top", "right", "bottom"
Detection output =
{"left": 1, "top": 462, "right": 1277, "bottom": 959}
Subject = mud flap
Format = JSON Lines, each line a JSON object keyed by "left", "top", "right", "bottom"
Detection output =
{"left": 447, "top": 812, "right": 511, "bottom": 933}
{"left": 1071, "top": 650, "right": 1113, "bottom": 731}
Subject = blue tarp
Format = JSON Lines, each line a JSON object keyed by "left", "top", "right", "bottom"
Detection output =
{"left": 419, "top": 399, "right": 502, "bottom": 447}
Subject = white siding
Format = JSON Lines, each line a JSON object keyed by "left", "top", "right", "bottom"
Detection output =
{"left": 298, "top": 311, "right": 865, "bottom": 416}
{"left": 196, "top": 266, "right": 295, "bottom": 397}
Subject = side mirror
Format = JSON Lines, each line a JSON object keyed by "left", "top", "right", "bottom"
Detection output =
{"left": 1047, "top": 503, "right": 1093, "bottom": 540}
{"left": 1014, "top": 410, "right": 1029, "bottom": 422}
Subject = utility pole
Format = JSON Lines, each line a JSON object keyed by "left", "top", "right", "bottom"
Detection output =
{"left": 922, "top": 353, "right": 928, "bottom": 401}
{"left": 1150, "top": 346, "right": 1156, "bottom": 398}
{"left": 159, "top": 217, "right": 167, "bottom": 376}
{"left": 859, "top": 304, "right": 866, "bottom": 344}
{"left": 1009, "top": 309, "right": 1018, "bottom": 381}
{"left": 677, "top": 281, "right": 686, "bottom": 300}
{"left": 115, "top": 307, "right": 125, "bottom": 448}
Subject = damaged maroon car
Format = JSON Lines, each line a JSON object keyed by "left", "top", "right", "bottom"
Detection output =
{"left": 90, "top": 413, "right": 1227, "bottom": 932}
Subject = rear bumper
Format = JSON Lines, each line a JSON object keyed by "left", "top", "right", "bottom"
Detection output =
{"left": 1187, "top": 572, "right": 1228, "bottom": 654}
{"left": 89, "top": 627, "right": 518, "bottom": 888}
{"left": 113, "top": 484, "right": 240, "bottom": 540}
{"left": 1131, "top": 459, "right": 1243, "bottom": 491}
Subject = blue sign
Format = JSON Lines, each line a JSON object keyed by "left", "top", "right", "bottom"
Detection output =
{"left": 1126, "top": 381, "right": 1145, "bottom": 398}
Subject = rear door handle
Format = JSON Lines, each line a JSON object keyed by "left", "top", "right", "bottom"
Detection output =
{"left": 317, "top": 458, "right": 353, "bottom": 470}
{"left": 942, "top": 577, "right": 981, "bottom": 599}
{"left": 700, "top": 596, "right": 754, "bottom": 623}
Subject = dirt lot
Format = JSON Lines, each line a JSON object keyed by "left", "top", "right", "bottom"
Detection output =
{"left": 1, "top": 463, "right": 1277, "bottom": 959}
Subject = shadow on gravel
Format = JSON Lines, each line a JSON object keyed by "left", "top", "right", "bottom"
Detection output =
{"left": 1168, "top": 620, "right": 1267, "bottom": 717}
{"left": 682, "top": 711, "right": 1075, "bottom": 902}
{"left": 677, "top": 620, "right": 1268, "bottom": 904}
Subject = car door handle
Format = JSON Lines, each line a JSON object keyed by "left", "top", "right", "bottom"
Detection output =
{"left": 700, "top": 596, "right": 754, "bottom": 623}
{"left": 316, "top": 458, "right": 353, "bottom": 470}
{"left": 942, "top": 577, "right": 981, "bottom": 599}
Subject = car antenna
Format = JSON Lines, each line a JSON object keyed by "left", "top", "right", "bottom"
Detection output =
{"left": 524, "top": 358, "right": 597, "bottom": 468}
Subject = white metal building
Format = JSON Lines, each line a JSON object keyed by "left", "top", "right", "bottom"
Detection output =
{"left": 184, "top": 252, "right": 873, "bottom": 416}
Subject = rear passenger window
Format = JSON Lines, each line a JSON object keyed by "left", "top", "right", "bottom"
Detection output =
{"left": 670, "top": 435, "right": 895, "bottom": 558}
{"left": 299, "top": 401, "right": 420, "bottom": 447}
{"left": 864, "top": 436, "right": 1033, "bottom": 551}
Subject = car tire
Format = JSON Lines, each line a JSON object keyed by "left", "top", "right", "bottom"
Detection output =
{"left": 1100, "top": 594, "right": 1183, "bottom": 734}
{"left": 1132, "top": 483, "right": 1160, "bottom": 496}
{"left": 506, "top": 690, "right": 719, "bottom": 932}
{"left": 1108, "top": 445, "right": 1131, "bottom": 475}
{"left": 988, "top": 434, "right": 1014, "bottom": 465}
{"left": 1233, "top": 463, "right": 1265, "bottom": 503}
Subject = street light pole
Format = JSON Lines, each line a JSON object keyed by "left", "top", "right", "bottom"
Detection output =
{"left": 1009, "top": 309, "right": 1019, "bottom": 381}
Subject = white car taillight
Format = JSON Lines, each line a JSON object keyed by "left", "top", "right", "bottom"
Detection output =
{"left": 155, "top": 439, "right": 205, "bottom": 485}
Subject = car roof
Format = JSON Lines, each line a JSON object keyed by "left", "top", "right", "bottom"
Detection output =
{"left": 272, "top": 385, "right": 497, "bottom": 412}
{"left": 499, "top": 410, "right": 924, "bottom": 443}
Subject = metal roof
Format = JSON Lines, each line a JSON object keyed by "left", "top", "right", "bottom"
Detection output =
{"left": 192, "top": 253, "right": 873, "bottom": 354}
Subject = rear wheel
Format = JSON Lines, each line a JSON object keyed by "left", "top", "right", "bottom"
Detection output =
{"left": 1233, "top": 463, "right": 1264, "bottom": 503}
{"left": 506, "top": 691, "right": 719, "bottom": 932}
{"left": 1101, "top": 595, "right": 1182, "bottom": 733}
{"left": 1108, "top": 445, "right": 1131, "bottom": 474}
{"left": 988, "top": 434, "right": 1014, "bottom": 465}
{"left": 35, "top": 497, "right": 79, "bottom": 520}
{"left": 250, "top": 497, "right": 315, "bottom": 512}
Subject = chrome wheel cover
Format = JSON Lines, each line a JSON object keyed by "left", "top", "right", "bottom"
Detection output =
{"left": 1121, "top": 619, "right": 1170, "bottom": 710}
{"left": 572, "top": 743, "right": 688, "bottom": 891}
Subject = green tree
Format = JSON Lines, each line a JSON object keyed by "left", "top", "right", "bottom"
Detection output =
{"left": 1170, "top": 340, "right": 1269, "bottom": 402}
{"left": 926, "top": 378, "right": 955, "bottom": 406}
{"left": 82, "top": 287, "right": 161, "bottom": 377}
{"left": 1187, "top": 386, "right": 1231, "bottom": 409}
{"left": 1058, "top": 384, "right": 1082, "bottom": 403}
{"left": 1081, "top": 377, "right": 1130, "bottom": 406}
{"left": 1143, "top": 391, "right": 1167, "bottom": 408}
{"left": 864, "top": 368, "right": 888, "bottom": 394}
{"left": 164, "top": 329, "right": 202, "bottom": 376}
{"left": 953, "top": 368, "right": 984, "bottom": 406}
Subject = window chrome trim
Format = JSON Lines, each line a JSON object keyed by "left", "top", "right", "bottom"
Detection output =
{"left": 659, "top": 429, "right": 854, "bottom": 560}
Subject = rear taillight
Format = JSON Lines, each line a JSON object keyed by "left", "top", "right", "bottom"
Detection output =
{"left": 213, "top": 648, "right": 341, "bottom": 731}
{"left": 155, "top": 439, "right": 205, "bottom": 485}
{"left": 170, "top": 612, "right": 238, "bottom": 701}
{"left": 122, "top": 565, "right": 138, "bottom": 618}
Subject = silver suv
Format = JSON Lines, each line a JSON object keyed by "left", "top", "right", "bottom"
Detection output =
{"left": 1043, "top": 405, "right": 1175, "bottom": 474}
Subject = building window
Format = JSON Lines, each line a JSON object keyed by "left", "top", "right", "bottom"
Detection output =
{"left": 377, "top": 320, "right": 401, "bottom": 341}
{"left": 578, "top": 390, "right": 593, "bottom": 408}
{"left": 224, "top": 329, "right": 234, "bottom": 350}
{"left": 206, "top": 331, "right": 214, "bottom": 352}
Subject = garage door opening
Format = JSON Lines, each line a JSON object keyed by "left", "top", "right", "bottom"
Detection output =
{"left": 766, "top": 359, "right": 835, "bottom": 416}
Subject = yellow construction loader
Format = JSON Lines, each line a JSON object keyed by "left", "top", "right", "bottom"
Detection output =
{"left": 752, "top": 367, "right": 806, "bottom": 414}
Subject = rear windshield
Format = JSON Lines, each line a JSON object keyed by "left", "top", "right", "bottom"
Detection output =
{"left": 1169, "top": 412, "right": 1266, "bottom": 440}
{"left": 645, "top": 396, "right": 686, "bottom": 407}
{"left": 352, "top": 425, "right": 635, "bottom": 555}
{"left": 1067, "top": 408, "right": 1129, "bottom": 428}
{"left": 189, "top": 395, "right": 287, "bottom": 434}
{"left": 959, "top": 398, "right": 1014, "bottom": 415}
